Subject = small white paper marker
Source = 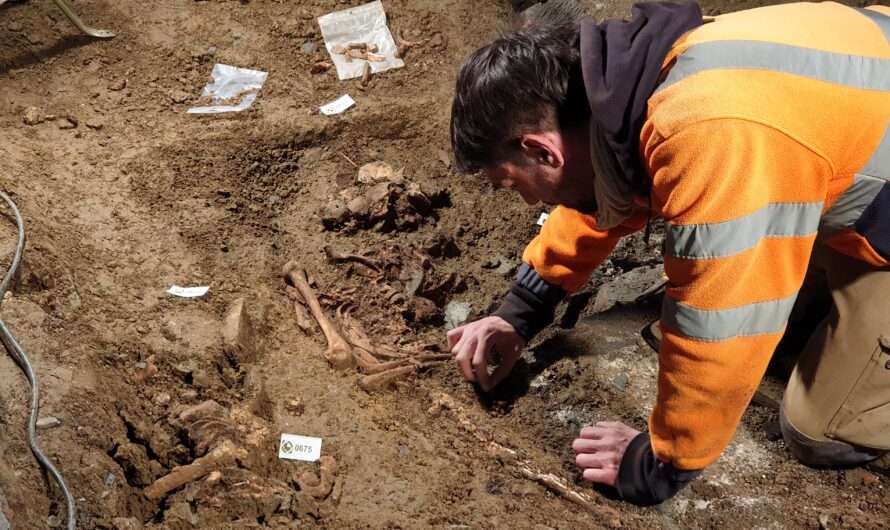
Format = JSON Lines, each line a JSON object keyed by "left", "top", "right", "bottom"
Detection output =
{"left": 167, "top": 285, "right": 210, "bottom": 298}
{"left": 278, "top": 433, "right": 322, "bottom": 462}
{"left": 320, "top": 94, "right": 355, "bottom": 115}
{"left": 536, "top": 212, "right": 549, "bottom": 226}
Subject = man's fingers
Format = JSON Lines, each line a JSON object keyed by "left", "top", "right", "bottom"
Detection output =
{"left": 455, "top": 338, "right": 477, "bottom": 382}
{"left": 575, "top": 453, "right": 607, "bottom": 469}
{"left": 447, "top": 326, "right": 465, "bottom": 350}
{"left": 489, "top": 351, "right": 519, "bottom": 389}
{"left": 579, "top": 426, "right": 606, "bottom": 439}
{"left": 582, "top": 467, "right": 618, "bottom": 486}
{"left": 472, "top": 337, "right": 492, "bottom": 392}
{"left": 572, "top": 438, "right": 609, "bottom": 454}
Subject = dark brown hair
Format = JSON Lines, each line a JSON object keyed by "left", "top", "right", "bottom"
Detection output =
{"left": 450, "top": 23, "right": 589, "bottom": 173}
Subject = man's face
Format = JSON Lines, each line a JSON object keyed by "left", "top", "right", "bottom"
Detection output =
{"left": 483, "top": 129, "right": 597, "bottom": 214}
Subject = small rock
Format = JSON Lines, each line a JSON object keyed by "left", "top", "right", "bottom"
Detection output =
{"left": 397, "top": 445, "right": 410, "bottom": 458}
{"left": 105, "top": 472, "right": 117, "bottom": 486}
{"left": 429, "top": 33, "right": 444, "bottom": 47}
{"left": 611, "top": 373, "right": 629, "bottom": 391}
{"left": 22, "top": 106, "right": 43, "bottom": 125}
{"left": 7, "top": 21, "right": 22, "bottom": 32}
{"left": 404, "top": 296, "right": 438, "bottom": 323}
{"left": 595, "top": 3, "right": 605, "bottom": 9}
{"left": 84, "top": 118, "right": 104, "bottom": 131}
{"left": 191, "top": 369, "right": 212, "bottom": 389}
{"left": 108, "top": 79, "right": 127, "bottom": 91}
{"left": 300, "top": 42, "right": 318, "bottom": 53}
{"left": 845, "top": 468, "right": 881, "bottom": 487}
{"left": 153, "top": 392, "right": 171, "bottom": 406}
{"left": 435, "top": 149, "right": 451, "bottom": 168}
{"left": 819, "top": 515, "right": 830, "bottom": 530}
{"left": 171, "top": 361, "right": 196, "bottom": 381}
{"left": 482, "top": 257, "right": 500, "bottom": 269}
{"left": 222, "top": 298, "right": 259, "bottom": 364}
{"left": 344, "top": 420, "right": 358, "bottom": 432}
{"left": 36, "top": 416, "right": 62, "bottom": 430}
{"left": 56, "top": 87, "right": 66, "bottom": 93}
{"left": 58, "top": 116, "right": 77, "bottom": 130}
{"left": 179, "top": 400, "right": 225, "bottom": 423}
{"left": 285, "top": 398, "right": 304, "bottom": 416}
{"left": 445, "top": 301, "right": 471, "bottom": 329}
{"left": 111, "top": 517, "right": 142, "bottom": 530}
{"left": 46, "top": 515, "right": 61, "bottom": 528}
{"left": 170, "top": 90, "right": 190, "bottom": 104}
{"left": 495, "top": 256, "right": 516, "bottom": 277}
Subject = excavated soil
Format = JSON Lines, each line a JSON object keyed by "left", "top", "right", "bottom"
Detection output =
{"left": 0, "top": 0, "right": 887, "bottom": 528}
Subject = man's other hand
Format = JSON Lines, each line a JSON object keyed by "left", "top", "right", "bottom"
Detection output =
{"left": 447, "top": 316, "right": 525, "bottom": 392}
{"left": 573, "top": 422, "right": 641, "bottom": 486}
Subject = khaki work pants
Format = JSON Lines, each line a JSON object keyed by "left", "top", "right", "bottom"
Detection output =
{"left": 780, "top": 243, "right": 890, "bottom": 466}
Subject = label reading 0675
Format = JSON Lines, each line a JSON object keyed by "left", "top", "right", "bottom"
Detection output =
{"left": 278, "top": 434, "right": 322, "bottom": 462}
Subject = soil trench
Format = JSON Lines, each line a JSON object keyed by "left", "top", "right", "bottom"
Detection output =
{"left": 0, "top": 0, "right": 886, "bottom": 528}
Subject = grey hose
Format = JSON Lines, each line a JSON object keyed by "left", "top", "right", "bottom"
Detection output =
{"left": 0, "top": 192, "right": 76, "bottom": 529}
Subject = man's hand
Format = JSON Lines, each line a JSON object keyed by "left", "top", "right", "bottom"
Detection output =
{"left": 573, "top": 421, "right": 641, "bottom": 486}
{"left": 447, "top": 316, "right": 525, "bottom": 392}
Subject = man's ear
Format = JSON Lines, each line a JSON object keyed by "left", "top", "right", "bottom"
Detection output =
{"left": 519, "top": 132, "right": 565, "bottom": 169}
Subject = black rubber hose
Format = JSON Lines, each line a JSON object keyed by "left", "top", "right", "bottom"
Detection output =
{"left": 0, "top": 191, "right": 76, "bottom": 529}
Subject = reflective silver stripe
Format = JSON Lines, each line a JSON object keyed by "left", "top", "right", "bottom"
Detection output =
{"left": 855, "top": 8, "right": 890, "bottom": 44}
{"left": 665, "top": 202, "right": 823, "bottom": 260}
{"left": 859, "top": 122, "right": 890, "bottom": 180}
{"left": 656, "top": 40, "right": 890, "bottom": 94}
{"left": 820, "top": 174, "right": 886, "bottom": 235}
{"left": 819, "top": 123, "right": 890, "bottom": 235}
{"left": 663, "top": 291, "right": 798, "bottom": 342}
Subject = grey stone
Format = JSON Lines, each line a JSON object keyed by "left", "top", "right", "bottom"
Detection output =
{"left": 105, "top": 472, "right": 117, "bottom": 486}
{"left": 36, "top": 416, "right": 62, "bottom": 430}
{"left": 591, "top": 265, "right": 665, "bottom": 314}
{"left": 445, "top": 301, "right": 471, "bottom": 329}
{"left": 300, "top": 42, "right": 318, "bottom": 53}
{"left": 611, "top": 373, "right": 629, "bottom": 391}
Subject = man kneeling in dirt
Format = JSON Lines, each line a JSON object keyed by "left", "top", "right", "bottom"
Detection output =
{"left": 447, "top": 1, "right": 890, "bottom": 505}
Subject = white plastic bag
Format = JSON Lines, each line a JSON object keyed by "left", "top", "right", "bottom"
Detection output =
{"left": 318, "top": 1, "right": 404, "bottom": 80}
{"left": 187, "top": 64, "right": 268, "bottom": 114}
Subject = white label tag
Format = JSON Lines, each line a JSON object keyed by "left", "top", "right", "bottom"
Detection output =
{"left": 278, "top": 433, "right": 322, "bottom": 462}
{"left": 536, "top": 212, "right": 549, "bottom": 226}
{"left": 167, "top": 285, "right": 210, "bottom": 298}
{"left": 320, "top": 94, "right": 355, "bottom": 115}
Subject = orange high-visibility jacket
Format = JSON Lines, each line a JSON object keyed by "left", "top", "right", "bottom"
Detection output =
{"left": 524, "top": 2, "right": 890, "bottom": 470}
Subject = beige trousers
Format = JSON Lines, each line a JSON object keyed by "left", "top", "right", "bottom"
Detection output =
{"left": 781, "top": 243, "right": 890, "bottom": 465}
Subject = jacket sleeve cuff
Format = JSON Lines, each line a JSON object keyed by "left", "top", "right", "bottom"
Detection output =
{"left": 615, "top": 433, "right": 702, "bottom": 506}
{"left": 491, "top": 264, "right": 565, "bottom": 342}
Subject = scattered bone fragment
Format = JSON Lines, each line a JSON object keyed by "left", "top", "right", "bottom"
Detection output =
{"left": 135, "top": 355, "right": 158, "bottom": 383}
{"left": 282, "top": 262, "right": 354, "bottom": 369}
{"left": 310, "top": 61, "right": 333, "bottom": 74}
{"left": 359, "top": 365, "right": 417, "bottom": 392}
{"left": 360, "top": 62, "right": 372, "bottom": 87}
{"left": 367, "top": 53, "right": 386, "bottom": 62}
{"left": 179, "top": 400, "right": 225, "bottom": 423}
{"left": 285, "top": 286, "right": 314, "bottom": 335}
{"left": 429, "top": 392, "right": 623, "bottom": 527}
{"left": 347, "top": 42, "right": 367, "bottom": 50}
{"left": 368, "top": 44, "right": 379, "bottom": 53}
{"left": 331, "top": 45, "right": 346, "bottom": 54}
{"left": 297, "top": 456, "right": 339, "bottom": 498}
{"left": 323, "top": 245, "right": 381, "bottom": 272}
{"left": 144, "top": 440, "right": 245, "bottom": 500}
{"left": 357, "top": 161, "right": 394, "bottom": 184}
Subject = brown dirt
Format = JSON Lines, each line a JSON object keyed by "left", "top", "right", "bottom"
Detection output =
{"left": 0, "top": 0, "right": 886, "bottom": 528}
